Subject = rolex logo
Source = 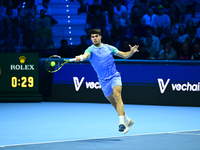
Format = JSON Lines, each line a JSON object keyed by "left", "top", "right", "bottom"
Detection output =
{"left": 10, "top": 56, "right": 34, "bottom": 71}
{"left": 19, "top": 56, "right": 26, "bottom": 64}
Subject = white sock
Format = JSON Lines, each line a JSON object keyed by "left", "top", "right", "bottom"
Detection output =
{"left": 124, "top": 114, "right": 130, "bottom": 122}
{"left": 119, "top": 116, "right": 124, "bottom": 124}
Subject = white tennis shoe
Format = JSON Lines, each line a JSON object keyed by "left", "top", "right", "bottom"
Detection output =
{"left": 123, "top": 118, "right": 134, "bottom": 134}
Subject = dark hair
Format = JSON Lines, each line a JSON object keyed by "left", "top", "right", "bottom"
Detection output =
{"left": 189, "top": 28, "right": 196, "bottom": 34}
{"left": 178, "top": 25, "right": 186, "bottom": 35}
{"left": 164, "top": 26, "right": 171, "bottom": 34}
{"left": 164, "top": 41, "right": 172, "bottom": 47}
{"left": 60, "top": 39, "right": 68, "bottom": 45}
{"left": 90, "top": 29, "right": 101, "bottom": 35}
{"left": 80, "top": 35, "right": 87, "bottom": 40}
{"left": 102, "top": 29, "right": 109, "bottom": 36}
{"left": 186, "top": 19, "right": 194, "bottom": 30}
{"left": 25, "top": 0, "right": 33, "bottom": 8}
{"left": 40, "top": 9, "right": 45, "bottom": 13}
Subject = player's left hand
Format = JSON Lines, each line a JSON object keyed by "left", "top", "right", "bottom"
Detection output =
{"left": 129, "top": 45, "right": 139, "bottom": 53}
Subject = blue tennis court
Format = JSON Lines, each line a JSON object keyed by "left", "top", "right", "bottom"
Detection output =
{"left": 0, "top": 102, "right": 200, "bottom": 150}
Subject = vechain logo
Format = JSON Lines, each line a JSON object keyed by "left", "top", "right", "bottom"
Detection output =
{"left": 158, "top": 78, "right": 200, "bottom": 94}
{"left": 73, "top": 77, "right": 101, "bottom": 91}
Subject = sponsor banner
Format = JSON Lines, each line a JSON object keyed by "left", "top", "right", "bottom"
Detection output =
{"left": 51, "top": 62, "right": 200, "bottom": 106}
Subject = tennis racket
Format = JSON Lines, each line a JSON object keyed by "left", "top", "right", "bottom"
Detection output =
{"left": 45, "top": 55, "right": 75, "bottom": 73}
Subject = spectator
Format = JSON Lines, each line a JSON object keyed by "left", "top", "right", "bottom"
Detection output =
{"left": 130, "top": 36, "right": 140, "bottom": 47}
{"left": 161, "top": 0, "right": 171, "bottom": 14}
{"left": 143, "top": 28, "right": 160, "bottom": 53}
{"left": 85, "top": 28, "right": 93, "bottom": 45}
{"left": 57, "top": 39, "right": 74, "bottom": 58}
{"left": 0, "top": 11, "right": 5, "bottom": 52}
{"left": 113, "top": 0, "right": 127, "bottom": 18}
{"left": 90, "top": 8, "right": 106, "bottom": 29}
{"left": 110, "top": 15, "right": 122, "bottom": 48}
{"left": 2, "top": 0, "right": 18, "bottom": 19}
{"left": 121, "top": 18, "right": 134, "bottom": 40}
{"left": 142, "top": 8, "right": 157, "bottom": 27}
{"left": 3, "top": 6, "right": 18, "bottom": 26}
{"left": 160, "top": 26, "right": 172, "bottom": 49}
{"left": 36, "top": 9, "right": 50, "bottom": 29}
{"left": 36, "top": 0, "right": 57, "bottom": 26}
{"left": 75, "top": 35, "right": 89, "bottom": 56}
{"left": 0, "top": 0, "right": 5, "bottom": 20}
{"left": 178, "top": 25, "right": 189, "bottom": 43}
{"left": 153, "top": 5, "right": 171, "bottom": 38}
{"left": 36, "top": 0, "right": 51, "bottom": 17}
{"left": 185, "top": 0, "right": 198, "bottom": 18}
{"left": 131, "top": 0, "right": 147, "bottom": 16}
{"left": 22, "top": 18, "right": 35, "bottom": 49}
{"left": 34, "top": 19, "right": 54, "bottom": 49}
{"left": 35, "top": 0, "right": 43, "bottom": 6}
{"left": 101, "top": 29, "right": 112, "bottom": 45}
{"left": 120, "top": 38, "right": 130, "bottom": 52}
{"left": 186, "top": 19, "right": 195, "bottom": 34}
{"left": 19, "top": 0, "right": 35, "bottom": 20}
{"left": 169, "top": 0, "right": 186, "bottom": 26}
{"left": 196, "top": 20, "right": 200, "bottom": 38}
{"left": 158, "top": 41, "right": 177, "bottom": 60}
{"left": 119, "top": 11, "right": 128, "bottom": 27}
{"left": 101, "top": 0, "right": 115, "bottom": 23}
{"left": 178, "top": 42, "right": 192, "bottom": 60}
{"left": 3, "top": 19, "right": 19, "bottom": 52}
{"left": 145, "top": 37, "right": 157, "bottom": 58}
{"left": 188, "top": 28, "right": 200, "bottom": 44}
{"left": 148, "top": 0, "right": 159, "bottom": 12}
{"left": 78, "top": 0, "right": 88, "bottom": 15}
{"left": 130, "top": 7, "right": 142, "bottom": 27}
{"left": 134, "top": 18, "right": 151, "bottom": 39}
{"left": 171, "top": 32, "right": 182, "bottom": 57}
{"left": 191, "top": 43, "right": 200, "bottom": 60}
{"left": 133, "top": 43, "right": 151, "bottom": 59}
{"left": 86, "top": 0, "right": 104, "bottom": 24}
{"left": 185, "top": 35, "right": 193, "bottom": 51}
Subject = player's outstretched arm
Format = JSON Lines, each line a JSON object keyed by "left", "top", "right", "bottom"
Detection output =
{"left": 116, "top": 45, "right": 139, "bottom": 59}
{"left": 75, "top": 52, "right": 90, "bottom": 62}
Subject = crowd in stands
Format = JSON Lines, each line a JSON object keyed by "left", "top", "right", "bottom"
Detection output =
{"left": 0, "top": 0, "right": 57, "bottom": 53}
{"left": 74, "top": 0, "right": 200, "bottom": 60}
{"left": 1, "top": 0, "right": 200, "bottom": 61}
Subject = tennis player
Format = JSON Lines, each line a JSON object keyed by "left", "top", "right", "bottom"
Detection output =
{"left": 75, "top": 29, "right": 139, "bottom": 134}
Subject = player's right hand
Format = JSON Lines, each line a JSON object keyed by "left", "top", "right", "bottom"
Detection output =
{"left": 75, "top": 56, "right": 81, "bottom": 62}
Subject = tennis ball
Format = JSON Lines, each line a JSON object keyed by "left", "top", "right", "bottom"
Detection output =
{"left": 50, "top": 61, "right": 56, "bottom": 67}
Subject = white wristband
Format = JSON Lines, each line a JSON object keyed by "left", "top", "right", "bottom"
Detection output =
{"left": 79, "top": 56, "right": 83, "bottom": 61}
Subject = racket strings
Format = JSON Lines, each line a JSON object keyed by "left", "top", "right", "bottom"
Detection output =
{"left": 45, "top": 56, "right": 64, "bottom": 73}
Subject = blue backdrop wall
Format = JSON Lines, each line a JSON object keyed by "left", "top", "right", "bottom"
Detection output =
{"left": 48, "top": 60, "right": 200, "bottom": 106}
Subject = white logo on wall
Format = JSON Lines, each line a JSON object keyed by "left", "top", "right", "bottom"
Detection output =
{"left": 158, "top": 78, "right": 200, "bottom": 94}
{"left": 73, "top": 77, "right": 101, "bottom": 91}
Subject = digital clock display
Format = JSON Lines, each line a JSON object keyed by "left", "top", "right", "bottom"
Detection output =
{"left": 0, "top": 53, "right": 41, "bottom": 102}
{"left": 7, "top": 71, "right": 39, "bottom": 92}
{"left": 0, "top": 53, "right": 39, "bottom": 92}
{"left": 11, "top": 76, "right": 34, "bottom": 88}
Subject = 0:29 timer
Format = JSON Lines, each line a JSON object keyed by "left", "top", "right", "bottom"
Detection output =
{"left": 11, "top": 76, "right": 34, "bottom": 88}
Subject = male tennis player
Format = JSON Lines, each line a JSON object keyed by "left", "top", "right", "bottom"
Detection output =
{"left": 75, "top": 29, "right": 139, "bottom": 134}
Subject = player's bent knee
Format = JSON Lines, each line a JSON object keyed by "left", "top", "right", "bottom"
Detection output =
{"left": 114, "top": 92, "right": 122, "bottom": 101}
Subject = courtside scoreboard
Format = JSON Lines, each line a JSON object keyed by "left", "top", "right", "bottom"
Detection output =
{"left": 0, "top": 53, "right": 42, "bottom": 102}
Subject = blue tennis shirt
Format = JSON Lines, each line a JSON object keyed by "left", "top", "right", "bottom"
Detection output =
{"left": 84, "top": 43, "right": 120, "bottom": 83}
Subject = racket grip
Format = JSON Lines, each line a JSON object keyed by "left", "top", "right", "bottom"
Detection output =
{"left": 69, "top": 58, "right": 76, "bottom": 62}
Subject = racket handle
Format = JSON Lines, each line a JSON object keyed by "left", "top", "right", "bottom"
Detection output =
{"left": 69, "top": 58, "right": 76, "bottom": 62}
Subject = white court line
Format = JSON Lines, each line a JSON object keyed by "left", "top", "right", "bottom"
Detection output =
{"left": 0, "top": 129, "right": 200, "bottom": 148}
{"left": 172, "top": 133, "right": 200, "bottom": 135}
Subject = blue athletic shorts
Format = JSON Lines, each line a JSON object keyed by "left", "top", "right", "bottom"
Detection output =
{"left": 100, "top": 75, "right": 122, "bottom": 97}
